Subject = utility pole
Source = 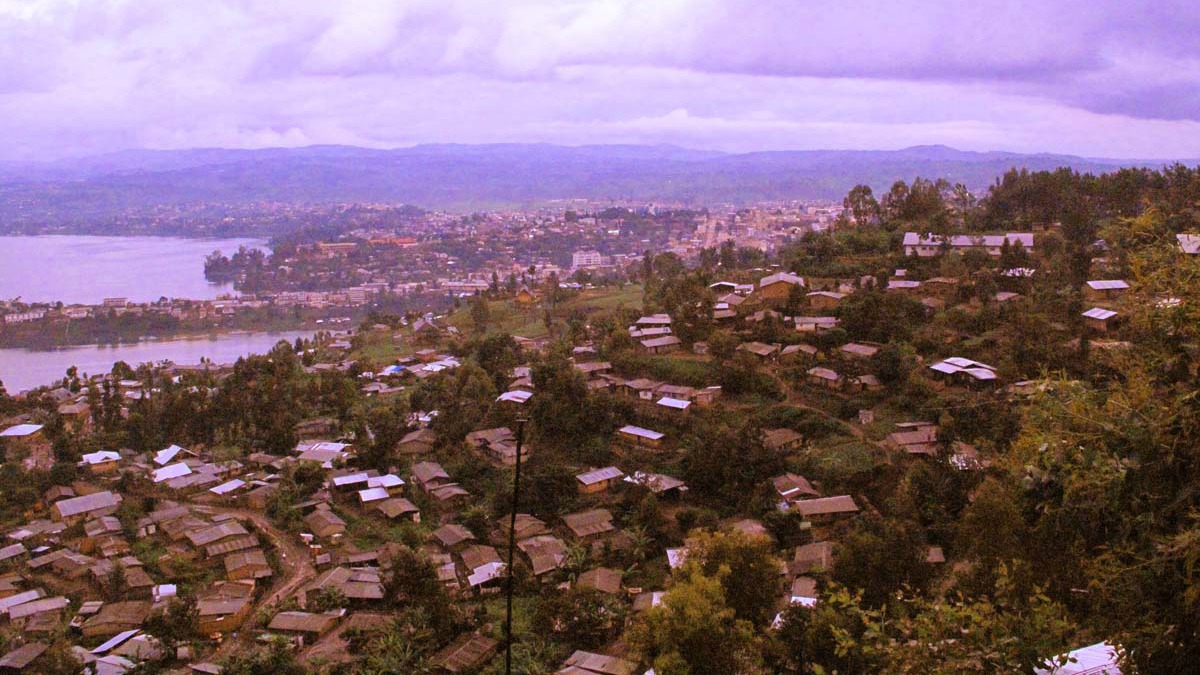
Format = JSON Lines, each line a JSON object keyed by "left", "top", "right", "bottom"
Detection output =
{"left": 504, "top": 416, "right": 528, "bottom": 675}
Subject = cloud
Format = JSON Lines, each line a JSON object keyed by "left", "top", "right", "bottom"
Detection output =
{"left": 0, "top": 0, "right": 1198, "bottom": 160}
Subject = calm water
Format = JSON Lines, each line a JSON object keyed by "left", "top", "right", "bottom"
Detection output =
{"left": 0, "top": 235, "right": 267, "bottom": 304}
{"left": 0, "top": 331, "right": 311, "bottom": 393}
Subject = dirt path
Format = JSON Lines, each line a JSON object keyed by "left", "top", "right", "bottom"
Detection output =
{"left": 191, "top": 503, "right": 317, "bottom": 659}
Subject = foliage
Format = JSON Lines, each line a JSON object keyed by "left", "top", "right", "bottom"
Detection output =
{"left": 629, "top": 567, "right": 762, "bottom": 675}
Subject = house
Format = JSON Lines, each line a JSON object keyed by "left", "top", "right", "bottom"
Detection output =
{"left": 921, "top": 277, "right": 960, "bottom": 299}
{"left": 1177, "top": 233, "right": 1200, "bottom": 255}
{"left": 903, "top": 232, "right": 1035, "bottom": 257}
{"left": 0, "top": 642, "right": 48, "bottom": 671}
{"left": 773, "top": 473, "right": 819, "bottom": 506}
{"left": 52, "top": 491, "right": 123, "bottom": 524}
{"left": 411, "top": 461, "right": 451, "bottom": 491}
{"left": 185, "top": 521, "right": 250, "bottom": 550}
{"left": 839, "top": 342, "right": 879, "bottom": 359}
{"left": 518, "top": 535, "right": 568, "bottom": 577}
{"left": 620, "top": 378, "right": 662, "bottom": 400}
{"left": 197, "top": 595, "right": 253, "bottom": 634}
{"left": 304, "top": 566, "right": 385, "bottom": 605}
{"left": 789, "top": 576, "right": 819, "bottom": 607}
{"left": 557, "top": 650, "right": 638, "bottom": 675}
{"left": 465, "top": 427, "right": 514, "bottom": 450}
{"left": 887, "top": 424, "right": 940, "bottom": 456}
{"left": 430, "top": 632, "right": 499, "bottom": 673}
{"left": 81, "top": 601, "right": 152, "bottom": 638}
{"left": 1034, "top": 641, "right": 1123, "bottom": 674}
{"left": 503, "top": 514, "right": 551, "bottom": 542}
{"left": 576, "top": 467, "right": 625, "bottom": 494}
{"left": 1083, "top": 307, "right": 1118, "bottom": 332}
{"left": 852, "top": 374, "right": 883, "bottom": 392}
{"left": 790, "top": 496, "right": 860, "bottom": 520}
{"left": 806, "top": 367, "right": 841, "bottom": 389}
{"left": 737, "top": 341, "right": 781, "bottom": 361}
{"left": 576, "top": 567, "right": 623, "bottom": 595}
{"left": 574, "top": 362, "right": 612, "bottom": 377}
{"left": 398, "top": 428, "right": 437, "bottom": 455}
{"left": 639, "top": 335, "right": 681, "bottom": 354}
{"left": 432, "top": 524, "right": 476, "bottom": 551}
{"left": 80, "top": 451, "right": 121, "bottom": 475}
{"left": 795, "top": 316, "right": 840, "bottom": 332}
{"left": 616, "top": 425, "right": 664, "bottom": 449}
{"left": 562, "top": 509, "right": 616, "bottom": 542}
{"left": 655, "top": 397, "right": 690, "bottom": 413}
{"left": 751, "top": 272, "right": 805, "bottom": 306}
{"left": 0, "top": 425, "right": 48, "bottom": 462}
{"left": 267, "top": 610, "right": 342, "bottom": 639}
{"left": 791, "top": 541, "right": 835, "bottom": 575}
{"left": 762, "top": 428, "right": 804, "bottom": 452}
{"left": 629, "top": 326, "right": 672, "bottom": 339}
{"left": 154, "top": 444, "right": 194, "bottom": 466}
{"left": 926, "top": 546, "right": 946, "bottom": 564}
{"left": 780, "top": 343, "right": 819, "bottom": 363}
{"left": 224, "top": 549, "right": 272, "bottom": 581}
{"left": 58, "top": 401, "right": 91, "bottom": 429}
{"left": 43, "top": 485, "right": 76, "bottom": 503}
{"left": 887, "top": 279, "right": 922, "bottom": 293}
{"left": 1084, "top": 279, "right": 1130, "bottom": 302}
{"left": 807, "top": 291, "right": 846, "bottom": 311}
{"left": 304, "top": 506, "right": 347, "bottom": 541}
{"left": 624, "top": 471, "right": 688, "bottom": 497}
{"left": 376, "top": 498, "right": 420, "bottom": 521}
{"left": 928, "top": 357, "right": 998, "bottom": 387}
{"left": 152, "top": 462, "right": 193, "bottom": 484}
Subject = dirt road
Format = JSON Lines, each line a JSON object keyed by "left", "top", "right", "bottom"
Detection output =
{"left": 191, "top": 503, "right": 317, "bottom": 659}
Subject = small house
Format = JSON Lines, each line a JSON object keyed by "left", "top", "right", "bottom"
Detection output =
{"left": 1084, "top": 279, "right": 1129, "bottom": 302}
{"left": 576, "top": 467, "right": 625, "bottom": 495}
{"left": 616, "top": 425, "right": 664, "bottom": 449}
{"left": 1082, "top": 307, "right": 1117, "bottom": 332}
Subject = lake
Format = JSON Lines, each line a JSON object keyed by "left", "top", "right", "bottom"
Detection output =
{"left": 0, "top": 331, "right": 311, "bottom": 393}
{"left": 0, "top": 235, "right": 267, "bottom": 305}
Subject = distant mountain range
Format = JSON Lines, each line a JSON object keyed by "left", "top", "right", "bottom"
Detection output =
{"left": 0, "top": 143, "right": 1192, "bottom": 221}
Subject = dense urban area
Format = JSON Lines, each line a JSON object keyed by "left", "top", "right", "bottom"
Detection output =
{"left": 1, "top": 164, "right": 1200, "bottom": 674}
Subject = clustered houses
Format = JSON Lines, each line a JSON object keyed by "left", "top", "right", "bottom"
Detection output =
{"left": 0, "top": 215, "right": 1148, "bottom": 673}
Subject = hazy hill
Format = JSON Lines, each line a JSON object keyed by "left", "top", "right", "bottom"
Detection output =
{"left": 0, "top": 143, "right": 1185, "bottom": 229}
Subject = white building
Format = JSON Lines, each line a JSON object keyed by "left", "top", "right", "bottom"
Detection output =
{"left": 572, "top": 250, "right": 604, "bottom": 268}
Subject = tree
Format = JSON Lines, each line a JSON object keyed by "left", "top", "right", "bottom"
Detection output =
{"left": 308, "top": 586, "right": 347, "bottom": 612}
{"left": 469, "top": 295, "right": 491, "bottom": 334}
{"left": 844, "top": 184, "right": 881, "bottom": 226}
{"left": 832, "top": 515, "right": 930, "bottom": 606}
{"left": 629, "top": 567, "right": 761, "bottom": 675}
{"left": 706, "top": 329, "right": 739, "bottom": 362}
{"left": 532, "top": 588, "right": 626, "bottom": 649}
{"left": 682, "top": 421, "right": 783, "bottom": 512}
{"left": 144, "top": 593, "right": 200, "bottom": 650}
{"left": 685, "top": 529, "right": 780, "bottom": 627}
{"left": 872, "top": 341, "right": 917, "bottom": 386}
{"left": 222, "top": 637, "right": 306, "bottom": 675}
{"left": 770, "top": 572, "right": 1077, "bottom": 675}
{"left": 103, "top": 564, "right": 128, "bottom": 600}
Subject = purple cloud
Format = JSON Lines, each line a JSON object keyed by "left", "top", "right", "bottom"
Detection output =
{"left": 0, "top": 0, "right": 1198, "bottom": 160}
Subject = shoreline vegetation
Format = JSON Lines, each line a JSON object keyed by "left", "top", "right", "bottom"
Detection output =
{"left": 0, "top": 306, "right": 325, "bottom": 350}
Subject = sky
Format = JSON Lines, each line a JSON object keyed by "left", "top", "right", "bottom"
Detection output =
{"left": 2, "top": 0, "right": 1199, "bottom": 161}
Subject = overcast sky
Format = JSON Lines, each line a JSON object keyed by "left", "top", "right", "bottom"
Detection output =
{"left": 2, "top": 0, "right": 1199, "bottom": 161}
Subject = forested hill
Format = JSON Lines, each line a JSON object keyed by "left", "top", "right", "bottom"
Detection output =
{"left": 0, "top": 143, "right": 1174, "bottom": 226}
